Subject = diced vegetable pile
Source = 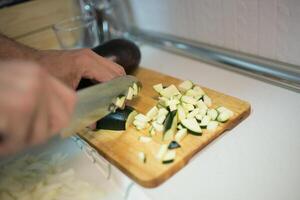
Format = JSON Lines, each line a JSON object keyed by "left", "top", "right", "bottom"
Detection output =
{"left": 132, "top": 80, "right": 234, "bottom": 164}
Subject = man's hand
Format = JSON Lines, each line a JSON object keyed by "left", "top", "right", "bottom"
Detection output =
{"left": 0, "top": 62, "right": 76, "bottom": 155}
{"left": 36, "top": 49, "right": 126, "bottom": 89}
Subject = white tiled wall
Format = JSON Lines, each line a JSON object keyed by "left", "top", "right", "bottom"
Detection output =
{"left": 128, "top": 0, "right": 300, "bottom": 66}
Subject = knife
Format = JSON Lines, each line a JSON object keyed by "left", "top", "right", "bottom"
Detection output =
{"left": 61, "top": 75, "right": 138, "bottom": 137}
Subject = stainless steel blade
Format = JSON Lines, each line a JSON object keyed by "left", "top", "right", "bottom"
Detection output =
{"left": 61, "top": 75, "right": 138, "bottom": 137}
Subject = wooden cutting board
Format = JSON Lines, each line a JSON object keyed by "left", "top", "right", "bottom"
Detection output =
{"left": 78, "top": 68, "right": 251, "bottom": 188}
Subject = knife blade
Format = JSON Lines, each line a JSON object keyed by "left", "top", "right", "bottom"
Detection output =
{"left": 61, "top": 75, "right": 138, "bottom": 137}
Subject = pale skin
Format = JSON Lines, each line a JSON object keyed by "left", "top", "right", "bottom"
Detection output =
{"left": 0, "top": 34, "right": 125, "bottom": 155}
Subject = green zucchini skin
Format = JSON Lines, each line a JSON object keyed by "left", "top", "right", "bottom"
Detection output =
{"left": 168, "top": 141, "right": 181, "bottom": 149}
{"left": 95, "top": 106, "right": 134, "bottom": 131}
{"left": 163, "top": 110, "right": 177, "bottom": 132}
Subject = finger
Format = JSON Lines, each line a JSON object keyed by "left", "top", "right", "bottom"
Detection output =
{"left": 89, "top": 50, "right": 126, "bottom": 75}
{"left": 79, "top": 50, "right": 126, "bottom": 82}
{"left": 27, "top": 76, "right": 51, "bottom": 146}
{"left": 48, "top": 76, "right": 76, "bottom": 134}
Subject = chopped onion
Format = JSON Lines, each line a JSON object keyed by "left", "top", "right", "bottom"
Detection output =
{"left": 0, "top": 153, "right": 103, "bottom": 200}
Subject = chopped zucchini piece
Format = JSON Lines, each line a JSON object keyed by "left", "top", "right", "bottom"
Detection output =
{"left": 178, "top": 80, "right": 193, "bottom": 93}
{"left": 217, "top": 106, "right": 234, "bottom": 117}
{"left": 181, "top": 118, "right": 202, "bottom": 135}
{"left": 133, "top": 120, "right": 148, "bottom": 128}
{"left": 175, "top": 128, "right": 187, "bottom": 142}
{"left": 177, "top": 105, "right": 186, "bottom": 122}
{"left": 157, "top": 107, "right": 169, "bottom": 117}
{"left": 207, "top": 121, "right": 219, "bottom": 131}
{"left": 160, "top": 85, "right": 180, "bottom": 98}
{"left": 156, "top": 115, "right": 166, "bottom": 124}
{"left": 146, "top": 106, "right": 158, "bottom": 121}
{"left": 203, "top": 95, "right": 212, "bottom": 107}
{"left": 153, "top": 83, "right": 164, "bottom": 93}
{"left": 164, "top": 113, "right": 178, "bottom": 141}
{"left": 167, "top": 98, "right": 180, "bottom": 111}
{"left": 207, "top": 109, "right": 218, "bottom": 120}
{"left": 152, "top": 121, "right": 164, "bottom": 132}
{"left": 195, "top": 114, "right": 204, "bottom": 121}
{"left": 158, "top": 97, "right": 169, "bottom": 107}
{"left": 96, "top": 106, "right": 134, "bottom": 131}
{"left": 115, "top": 95, "right": 126, "bottom": 109}
{"left": 135, "top": 113, "right": 150, "bottom": 122}
{"left": 162, "top": 150, "right": 176, "bottom": 164}
{"left": 195, "top": 100, "right": 208, "bottom": 110}
{"left": 125, "top": 110, "right": 138, "bottom": 129}
{"left": 163, "top": 111, "right": 177, "bottom": 133}
{"left": 168, "top": 141, "right": 181, "bottom": 149}
{"left": 181, "top": 95, "right": 197, "bottom": 105}
{"left": 187, "top": 108, "right": 200, "bottom": 119}
{"left": 217, "top": 111, "right": 231, "bottom": 122}
{"left": 193, "top": 86, "right": 205, "bottom": 96}
{"left": 199, "top": 115, "right": 211, "bottom": 128}
{"left": 132, "top": 82, "right": 139, "bottom": 96}
{"left": 181, "top": 102, "right": 194, "bottom": 112}
{"left": 156, "top": 144, "right": 168, "bottom": 160}
{"left": 177, "top": 124, "right": 184, "bottom": 130}
{"left": 126, "top": 87, "right": 134, "bottom": 100}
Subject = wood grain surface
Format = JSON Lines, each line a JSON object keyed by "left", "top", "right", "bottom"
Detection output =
{"left": 79, "top": 68, "right": 251, "bottom": 188}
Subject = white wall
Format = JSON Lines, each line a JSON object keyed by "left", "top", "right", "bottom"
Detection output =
{"left": 128, "top": 0, "right": 300, "bottom": 66}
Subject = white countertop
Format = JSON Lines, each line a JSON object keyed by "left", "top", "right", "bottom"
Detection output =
{"left": 1, "top": 45, "right": 299, "bottom": 200}
{"left": 139, "top": 45, "right": 300, "bottom": 200}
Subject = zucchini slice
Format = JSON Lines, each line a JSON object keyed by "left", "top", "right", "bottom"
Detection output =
{"left": 203, "top": 95, "right": 212, "bottom": 107}
{"left": 133, "top": 119, "right": 148, "bottom": 129}
{"left": 158, "top": 107, "right": 169, "bottom": 117}
{"left": 175, "top": 128, "right": 187, "bottom": 142}
{"left": 193, "top": 86, "right": 205, "bottom": 96}
{"left": 160, "top": 85, "right": 180, "bottom": 98}
{"left": 181, "top": 102, "right": 194, "bottom": 112}
{"left": 195, "top": 100, "right": 208, "bottom": 110}
{"left": 207, "top": 121, "right": 219, "bottom": 131}
{"left": 178, "top": 80, "right": 193, "bottom": 93}
{"left": 125, "top": 110, "right": 138, "bottom": 129}
{"left": 168, "top": 141, "right": 181, "bottom": 149}
{"left": 135, "top": 113, "right": 150, "bottom": 122}
{"left": 167, "top": 98, "right": 180, "bottom": 111}
{"left": 217, "top": 111, "right": 231, "bottom": 122}
{"left": 146, "top": 106, "right": 158, "bottom": 121}
{"left": 96, "top": 106, "right": 134, "bottom": 130}
{"left": 217, "top": 106, "right": 234, "bottom": 117}
{"left": 207, "top": 109, "right": 218, "bottom": 120}
{"left": 156, "top": 144, "right": 168, "bottom": 160}
{"left": 132, "top": 82, "right": 139, "bottom": 96}
{"left": 187, "top": 108, "right": 200, "bottom": 119}
{"left": 153, "top": 83, "right": 164, "bottom": 93}
{"left": 163, "top": 110, "right": 177, "bottom": 133}
{"left": 115, "top": 95, "right": 126, "bottom": 109}
{"left": 164, "top": 113, "right": 178, "bottom": 141}
{"left": 156, "top": 115, "right": 166, "bottom": 124}
{"left": 152, "top": 121, "right": 164, "bottom": 132}
{"left": 177, "top": 105, "right": 186, "bottom": 122}
{"left": 199, "top": 115, "right": 211, "bottom": 128}
{"left": 181, "top": 95, "right": 197, "bottom": 105}
{"left": 162, "top": 150, "right": 176, "bottom": 164}
{"left": 158, "top": 97, "right": 169, "bottom": 107}
{"left": 181, "top": 118, "right": 202, "bottom": 135}
{"left": 126, "top": 87, "right": 134, "bottom": 100}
